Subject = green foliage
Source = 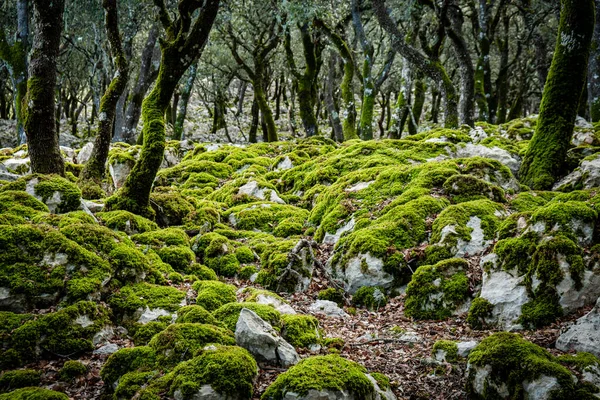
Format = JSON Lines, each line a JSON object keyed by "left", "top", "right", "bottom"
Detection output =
{"left": 193, "top": 280, "right": 237, "bottom": 312}
{"left": 212, "top": 302, "right": 281, "bottom": 331}
{"left": 317, "top": 288, "right": 345, "bottom": 307}
{"left": 0, "top": 388, "right": 69, "bottom": 400}
{"left": 0, "top": 369, "right": 41, "bottom": 392}
{"left": 432, "top": 340, "right": 459, "bottom": 362}
{"left": 281, "top": 314, "right": 321, "bottom": 348}
{"left": 467, "top": 297, "right": 494, "bottom": 330}
{"left": 352, "top": 286, "right": 387, "bottom": 310}
{"left": 59, "top": 360, "right": 87, "bottom": 382}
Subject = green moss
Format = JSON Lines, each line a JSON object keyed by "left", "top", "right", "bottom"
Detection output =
{"left": 193, "top": 280, "right": 237, "bottom": 312}
{"left": 467, "top": 297, "right": 494, "bottom": 330}
{"left": 108, "top": 283, "right": 185, "bottom": 317}
{"left": 187, "top": 263, "right": 218, "bottom": 280}
{"left": 176, "top": 305, "right": 220, "bottom": 326}
{"left": 467, "top": 332, "right": 575, "bottom": 399}
{"left": 114, "top": 371, "right": 157, "bottom": 399}
{"left": 148, "top": 323, "right": 235, "bottom": 366}
{"left": 432, "top": 340, "right": 459, "bottom": 362}
{"left": 235, "top": 246, "right": 255, "bottom": 264}
{"left": 557, "top": 352, "right": 600, "bottom": 370}
{"left": 132, "top": 227, "right": 190, "bottom": 247}
{"left": 0, "top": 369, "right": 41, "bottom": 392}
{"left": 238, "top": 266, "right": 257, "bottom": 280}
{"left": 261, "top": 355, "right": 375, "bottom": 399}
{"left": 443, "top": 174, "right": 505, "bottom": 203}
{"left": 131, "top": 321, "right": 169, "bottom": 345}
{"left": 224, "top": 202, "right": 308, "bottom": 237}
{"left": 404, "top": 258, "right": 470, "bottom": 320}
{"left": 165, "top": 345, "right": 257, "bottom": 399}
{"left": 352, "top": 286, "right": 387, "bottom": 310}
{"left": 101, "top": 346, "right": 157, "bottom": 388}
{"left": 510, "top": 191, "right": 553, "bottom": 212}
{"left": 1, "top": 174, "right": 81, "bottom": 213}
{"left": 0, "top": 190, "right": 48, "bottom": 222}
{"left": 212, "top": 302, "right": 281, "bottom": 331}
{"left": 97, "top": 210, "right": 158, "bottom": 234}
{"left": 281, "top": 314, "right": 321, "bottom": 348}
{"left": 155, "top": 245, "right": 195, "bottom": 273}
{"left": 59, "top": 360, "right": 86, "bottom": 382}
{"left": 519, "top": 291, "right": 564, "bottom": 329}
{"left": 323, "top": 337, "right": 345, "bottom": 350}
{"left": 317, "top": 288, "right": 345, "bottom": 307}
{"left": 4, "top": 301, "right": 110, "bottom": 368}
{"left": 369, "top": 372, "right": 390, "bottom": 391}
{"left": 150, "top": 191, "right": 195, "bottom": 227}
{"left": 0, "top": 388, "right": 69, "bottom": 400}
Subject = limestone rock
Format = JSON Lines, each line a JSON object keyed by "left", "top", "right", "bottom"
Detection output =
{"left": 337, "top": 253, "right": 394, "bottom": 294}
{"left": 322, "top": 217, "right": 355, "bottom": 246}
{"left": 238, "top": 180, "right": 285, "bottom": 204}
{"left": 554, "top": 153, "right": 600, "bottom": 191}
{"left": 235, "top": 308, "right": 299, "bottom": 367}
{"left": 308, "top": 300, "right": 348, "bottom": 318}
{"left": 108, "top": 160, "right": 133, "bottom": 190}
{"left": 77, "top": 142, "right": 94, "bottom": 164}
{"left": 254, "top": 293, "right": 296, "bottom": 315}
{"left": 452, "top": 143, "right": 521, "bottom": 175}
{"left": 556, "top": 297, "right": 600, "bottom": 358}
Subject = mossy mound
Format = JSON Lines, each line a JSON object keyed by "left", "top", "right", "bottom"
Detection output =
{"left": 0, "top": 388, "right": 69, "bottom": 400}
{"left": 352, "top": 286, "right": 388, "bottom": 310}
{"left": 261, "top": 354, "right": 376, "bottom": 399}
{"left": 404, "top": 258, "right": 470, "bottom": 320}
{"left": 0, "top": 369, "right": 41, "bottom": 392}
{"left": 466, "top": 332, "right": 580, "bottom": 399}
{"left": 1, "top": 174, "right": 81, "bottom": 214}
{"left": 148, "top": 323, "right": 235, "bottom": 366}
{"left": 432, "top": 340, "right": 459, "bottom": 363}
{"left": 176, "top": 305, "right": 221, "bottom": 325}
{"left": 212, "top": 302, "right": 281, "bottom": 331}
{"left": 108, "top": 282, "right": 186, "bottom": 320}
{"left": 0, "top": 301, "right": 110, "bottom": 368}
{"left": 0, "top": 190, "right": 48, "bottom": 224}
{"left": 281, "top": 314, "right": 321, "bottom": 348}
{"left": 97, "top": 210, "right": 158, "bottom": 234}
{"left": 193, "top": 280, "right": 237, "bottom": 312}
{"left": 224, "top": 202, "right": 309, "bottom": 237}
{"left": 58, "top": 360, "right": 86, "bottom": 382}
{"left": 100, "top": 346, "right": 157, "bottom": 389}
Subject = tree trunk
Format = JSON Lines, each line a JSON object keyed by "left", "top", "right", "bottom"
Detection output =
{"left": 519, "top": 0, "right": 595, "bottom": 189}
{"left": 79, "top": 0, "right": 129, "bottom": 193}
{"left": 106, "top": 0, "right": 220, "bottom": 217}
{"left": 249, "top": 96, "right": 259, "bottom": 143}
{"left": 116, "top": 24, "right": 159, "bottom": 144}
{"left": 24, "top": 0, "right": 65, "bottom": 175}
{"left": 589, "top": 0, "right": 600, "bottom": 122}
{"left": 408, "top": 76, "right": 426, "bottom": 135}
{"left": 236, "top": 80, "right": 247, "bottom": 116}
{"left": 254, "top": 82, "right": 278, "bottom": 142}
{"left": 325, "top": 51, "right": 344, "bottom": 142}
{"left": 174, "top": 62, "right": 197, "bottom": 140}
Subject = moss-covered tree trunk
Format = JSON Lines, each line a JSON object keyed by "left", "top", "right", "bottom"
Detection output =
{"left": 519, "top": 0, "right": 595, "bottom": 189}
{"left": 249, "top": 97, "right": 259, "bottom": 143}
{"left": 106, "top": 0, "right": 220, "bottom": 217}
{"left": 24, "top": 0, "right": 65, "bottom": 176}
{"left": 408, "top": 76, "right": 426, "bottom": 135}
{"left": 324, "top": 51, "right": 344, "bottom": 142}
{"left": 588, "top": 0, "right": 600, "bottom": 122}
{"left": 79, "top": 0, "right": 129, "bottom": 193}
{"left": 253, "top": 81, "right": 278, "bottom": 142}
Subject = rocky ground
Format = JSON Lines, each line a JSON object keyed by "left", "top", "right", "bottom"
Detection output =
{"left": 0, "top": 116, "right": 599, "bottom": 400}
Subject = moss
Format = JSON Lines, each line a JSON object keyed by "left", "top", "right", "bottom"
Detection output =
{"left": 5, "top": 301, "right": 110, "bottom": 368}
{"left": 97, "top": 210, "right": 158, "bottom": 234}
{"left": 467, "top": 332, "right": 576, "bottom": 399}
{"left": 155, "top": 245, "right": 195, "bottom": 273}
{"left": 176, "top": 305, "right": 220, "bottom": 326}
{"left": 212, "top": 302, "right": 281, "bottom": 331}
{"left": 235, "top": 246, "right": 255, "bottom": 264}
{"left": 323, "top": 337, "right": 345, "bottom": 350}
{"left": 131, "top": 321, "right": 169, "bottom": 345}
{"left": 442, "top": 174, "right": 505, "bottom": 203}
{"left": 0, "top": 388, "right": 69, "bottom": 400}
{"left": 369, "top": 372, "right": 390, "bottom": 391}
{"left": 510, "top": 191, "right": 553, "bottom": 212}
{"left": 148, "top": 323, "right": 235, "bottom": 366}
{"left": 352, "top": 286, "right": 387, "bottom": 310}
{"left": 150, "top": 191, "right": 195, "bottom": 227}
{"left": 114, "top": 371, "right": 157, "bottom": 399}
{"left": 207, "top": 253, "right": 240, "bottom": 277}
{"left": 432, "top": 340, "right": 459, "bottom": 362}
{"left": 557, "top": 352, "right": 600, "bottom": 370}
{"left": 404, "top": 258, "right": 470, "bottom": 320}
{"left": 224, "top": 202, "right": 308, "bottom": 237}
{"left": 193, "top": 280, "right": 237, "bottom": 312}
{"left": 101, "top": 346, "right": 157, "bottom": 388}
{"left": 59, "top": 360, "right": 86, "bottom": 382}
{"left": 238, "top": 266, "right": 257, "bottom": 280}
{"left": 519, "top": 291, "right": 564, "bottom": 329}
{"left": 261, "top": 355, "right": 374, "bottom": 399}
{"left": 1, "top": 174, "right": 81, "bottom": 213}
{"left": 108, "top": 283, "right": 185, "bottom": 317}
{"left": 317, "top": 288, "right": 345, "bottom": 307}
{"left": 0, "top": 190, "right": 48, "bottom": 221}
{"left": 187, "top": 263, "right": 218, "bottom": 280}
{"left": 0, "top": 369, "right": 41, "bottom": 392}
{"left": 466, "top": 297, "right": 494, "bottom": 330}
{"left": 164, "top": 345, "right": 257, "bottom": 399}
{"left": 281, "top": 314, "right": 321, "bottom": 348}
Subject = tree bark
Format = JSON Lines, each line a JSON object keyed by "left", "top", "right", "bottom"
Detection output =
{"left": 174, "top": 62, "right": 197, "bottom": 140}
{"left": 324, "top": 51, "right": 344, "bottom": 142}
{"left": 79, "top": 0, "right": 130, "bottom": 192}
{"left": 24, "top": 0, "right": 65, "bottom": 175}
{"left": 589, "top": 0, "right": 600, "bottom": 122}
{"left": 519, "top": 0, "right": 595, "bottom": 189}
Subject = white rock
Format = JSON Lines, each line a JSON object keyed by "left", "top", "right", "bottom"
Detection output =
{"left": 235, "top": 308, "right": 299, "bottom": 367}
{"left": 3, "top": 157, "right": 30, "bottom": 173}
{"left": 109, "top": 161, "right": 133, "bottom": 190}
{"left": 92, "top": 326, "right": 115, "bottom": 346}
{"left": 556, "top": 258, "right": 600, "bottom": 314}
{"left": 469, "top": 364, "right": 510, "bottom": 398}
{"left": 81, "top": 199, "right": 105, "bottom": 213}
{"left": 345, "top": 181, "right": 374, "bottom": 193}
{"left": 74, "top": 315, "right": 94, "bottom": 328}
{"left": 323, "top": 218, "right": 355, "bottom": 245}
{"left": 308, "top": 300, "right": 348, "bottom": 318}
{"left": 137, "top": 307, "right": 172, "bottom": 324}
{"left": 554, "top": 154, "right": 600, "bottom": 191}
{"left": 582, "top": 364, "right": 600, "bottom": 387}
{"left": 452, "top": 143, "right": 521, "bottom": 175}
{"left": 469, "top": 126, "right": 488, "bottom": 143}
{"left": 522, "top": 375, "right": 560, "bottom": 400}
{"left": 556, "top": 297, "right": 600, "bottom": 358}
{"left": 276, "top": 156, "right": 294, "bottom": 171}
{"left": 281, "top": 389, "right": 365, "bottom": 400}
{"left": 255, "top": 294, "right": 296, "bottom": 315}
{"left": 77, "top": 142, "right": 95, "bottom": 164}
{"left": 341, "top": 253, "right": 394, "bottom": 294}
{"left": 480, "top": 266, "right": 530, "bottom": 331}
{"left": 456, "top": 341, "right": 479, "bottom": 357}
{"left": 367, "top": 374, "right": 397, "bottom": 400}
{"left": 454, "top": 216, "right": 492, "bottom": 257}
{"left": 93, "top": 343, "right": 120, "bottom": 355}
{"left": 238, "top": 180, "right": 285, "bottom": 204}
{"left": 174, "top": 384, "right": 229, "bottom": 400}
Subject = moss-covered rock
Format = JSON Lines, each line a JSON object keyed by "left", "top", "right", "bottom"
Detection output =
{"left": 100, "top": 346, "right": 157, "bottom": 389}
{"left": 281, "top": 314, "right": 321, "bottom": 348}
{"left": 0, "top": 369, "right": 41, "bottom": 392}
{"left": 212, "top": 302, "right": 281, "bottom": 331}
{"left": 223, "top": 202, "right": 309, "bottom": 237}
{"left": 58, "top": 360, "right": 86, "bottom": 382}
{"left": 176, "top": 305, "right": 220, "bottom": 326}
{"left": 0, "top": 388, "right": 69, "bottom": 400}
{"left": 1, "top": 174, "right": 81, "bottom": 213}
{"left": 108, "top": 283, "right": 185, "bottom": 321}
{"left": 317, "top": 288, "right": 345, "bottom": 307}
{"left": 261, "top": 355, "right": 376, "bottom": 399}
{"left": 404, "top": 258, "right": 470, "bottom": 320}
{"left": 432, "top": 340, "right": 459, "bottom": 363}
{"left": 352, "top": 286, "right": 388, "bottom": 310}
{"left": 148, "top": 323, "right": 235, "bottom": 366}
{"left": 193, "top": 280, "right": 237, "bottom": 312}
{"left": 466, "top": 332, "right": 578, "bottom": 399}
{"left": 97, "top": 210, "right": 158, "bottom": 234}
